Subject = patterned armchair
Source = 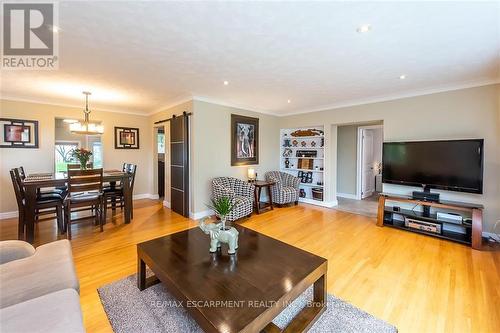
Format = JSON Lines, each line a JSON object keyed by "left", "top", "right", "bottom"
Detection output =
{"left": 212, "top": 177, "right": 255, "bottom": 221}
{"left": 265, "top": 171, "right": 300, "bottom": 205}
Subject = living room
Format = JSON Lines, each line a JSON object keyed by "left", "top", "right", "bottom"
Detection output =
{"left": 1, "top": 1, "right": 499, "bottom": 333}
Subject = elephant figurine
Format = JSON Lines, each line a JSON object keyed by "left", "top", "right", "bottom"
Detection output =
{"left": 199, "top": 218, "right": 239, "bottom": 255}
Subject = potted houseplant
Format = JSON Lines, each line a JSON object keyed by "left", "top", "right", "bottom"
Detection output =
{"left": 207, "top": 197, "right": 235, "bottom": 230}
{"left": 70, "top": 148, "right": 93, "bottom": 170}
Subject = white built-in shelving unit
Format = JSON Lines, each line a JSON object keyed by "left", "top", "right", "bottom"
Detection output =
{"left": 280, "top": 126, "right": 325, "bottom": 205}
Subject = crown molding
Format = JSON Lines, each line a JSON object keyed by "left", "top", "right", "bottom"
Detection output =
{"left": 3, "top": 78, "right": 498, "bottom": 119}
{"left": 147, "top": 94, "right": 194, "bottom": 116}
{"left": 192, "top": 96, "right": 277, "bottom": 117}
{"left": 278, "top": 78, "right": 500, "bottom": 117}
{"left": 0, "top": 95, "right": 149, "bottom": 116}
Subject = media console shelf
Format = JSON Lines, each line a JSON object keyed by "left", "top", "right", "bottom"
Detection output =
{"left": 377, "top": 193, "right": 483, "bottom": 250}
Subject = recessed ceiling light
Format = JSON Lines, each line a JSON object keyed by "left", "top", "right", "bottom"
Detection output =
{"left": 357, "top": 24, "right": 371, "bottom": 33}
{"left": 63, "top": 119, "right": 78, "bottom": 124}
{"left": 399, "top": 74, "right": 406, "bottom": 80}
{"left": 287, "top": 99, "right": 291, "bottom": 104}
{"left": 223, "top": 81, "right": 229, "bottom": 86}
{"left": 50, "top": 25, "right": 60, "bottom": 33}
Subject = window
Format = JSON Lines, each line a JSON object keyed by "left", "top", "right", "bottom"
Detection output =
{"left": 158, "top": 132, "right": 165, "bottom": 154}
{"left": 92, "top": 142, "right": 103, "bottom": 168}
{"left": 55, "top": 142, "right": 79, "bottom": 173}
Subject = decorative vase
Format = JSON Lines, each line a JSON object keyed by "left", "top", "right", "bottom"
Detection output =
{"left": 79, "top": 159, "right": 89, "bottom": 170}
{"left": 283, "top": 136, "right": 291, "bottom": 147}
{"left": 199, "top": 218, "right": 239, "bottom": 255}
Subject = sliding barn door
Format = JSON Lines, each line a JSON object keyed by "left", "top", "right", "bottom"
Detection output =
{"left": 170, "top": 114, "right": 189, "bottom": 217}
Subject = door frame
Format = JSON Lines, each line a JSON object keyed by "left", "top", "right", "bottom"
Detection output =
{"left": 356, "top": 125, "right": 383, "bottom": 200}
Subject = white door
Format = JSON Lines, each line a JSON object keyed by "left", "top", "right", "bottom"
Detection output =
{"left": 361, "top": 129, "right": 374, "bottom": 199}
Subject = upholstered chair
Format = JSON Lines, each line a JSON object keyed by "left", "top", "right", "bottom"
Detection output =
{"left": 212, "top": 177, "right": 255, "bottom": 221}
{"left": 265, "top": 171, "right": 300, "bottom": 205}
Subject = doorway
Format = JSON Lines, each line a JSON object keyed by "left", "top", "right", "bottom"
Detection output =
{"left": 357, "top": 125, "right": 383, "bottom": 200}
{"left": 335, "top": 123, "right": 383, "bottom": 217}
{"left": 54, "top": 118, "right": 103, "bottom": 176}
{"left": 156, "top": 127, "right": 165, "bottom": 199}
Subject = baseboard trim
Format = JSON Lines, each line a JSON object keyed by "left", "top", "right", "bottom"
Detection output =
{"left": 163, "top": 200, "right": 171, "bottom": 208}
{"left": 190, "top": 209, "right": 213, "bottom": 220}
{"left": 133, "top": 193, "right": 160, "bottom": 200}
{"left": 337, "top": 193, "right": 357, "bottom": 200}
{"left": 483, "top": 232, "right": 500, "bottom": 241}
{"left": 299, "top": 198, "right": 338, "bottom": 208}
{"left": 0, "top": 211, "right": 18, "bottom": 219}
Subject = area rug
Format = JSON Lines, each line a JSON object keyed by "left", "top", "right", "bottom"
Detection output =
{"left": 98, "top": 274, "right": 397, "bottom": 333}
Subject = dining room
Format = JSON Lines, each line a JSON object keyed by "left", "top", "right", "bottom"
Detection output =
{"left": 0, "top": 97, "right": 155, "bottom": 244}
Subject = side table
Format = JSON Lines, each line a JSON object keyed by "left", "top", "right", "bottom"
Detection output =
{"left": 251, "top": 180, "right": 275, "bottom": 214}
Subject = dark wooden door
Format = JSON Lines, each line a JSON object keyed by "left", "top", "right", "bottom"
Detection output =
{"left": 157, "top": 160, "right": 165, "bottom": 198}
{"left": 170, "top": 114, "right": 189, "bottom": 217}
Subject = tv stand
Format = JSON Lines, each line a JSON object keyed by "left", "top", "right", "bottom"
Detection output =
{"left": 412, "top": 186, "right": 440, "bottom": 204}
{"left": 377, "top": 193, "right": 483, "bottom": 250}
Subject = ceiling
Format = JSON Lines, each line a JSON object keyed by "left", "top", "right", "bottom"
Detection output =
{"left": 1, "top": 1, "right": 499, "bottom": 116}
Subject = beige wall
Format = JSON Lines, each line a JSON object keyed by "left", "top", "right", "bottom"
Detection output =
{"left": 2, "top": 85, "right": 498, "bottom": 232}
{"left": 337, "top": 125, "right": 358, "bottom": 195}
{"left": 191, "top": 100, "right": 280, "bottom": 213}
{"left": 0, "top": 99, "right": 152, "bottom": 214}
{"left": 281, "top": 84, "right": 500, "bottom": 232}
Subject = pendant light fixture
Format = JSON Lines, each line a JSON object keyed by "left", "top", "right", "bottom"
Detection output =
{"left": 69, "top": 91, "right": 104, "bottom": 135}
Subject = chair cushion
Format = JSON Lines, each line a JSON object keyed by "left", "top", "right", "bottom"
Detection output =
{"left": 0, "top": 240, "right": 79, "bottom": 308}
{"left": 103, "top": 186, "right": 123, "bottom": 193}
{"left": 39, "top": 188, "right": 65, "bottom": 195}
{"left": 282, "top": 186, "right": 298, "bottom": 195}
{"left": 37, "top": 193, "right": 63, "bottom": 202}
{"left": 68, "top": 193, "right": 101, "bottom": 204}
{"left": 0, "top": 289, "right": 84, "bottom": 333}
{"left": 233, "top": 196, "right": 252, "bottom": 207}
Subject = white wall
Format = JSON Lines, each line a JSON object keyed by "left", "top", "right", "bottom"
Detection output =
{"left": 372, "top": 127, "right": 383, "bottom": 169}
{"left": 281, "top": 84, "right": 500, "bottom": 232}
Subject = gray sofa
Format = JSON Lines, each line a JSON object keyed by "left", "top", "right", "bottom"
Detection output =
{"left": 0, "top": 240, "right": 85, "bottom": 333}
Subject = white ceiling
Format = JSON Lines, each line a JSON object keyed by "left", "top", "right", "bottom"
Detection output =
{"left": 1, "top": 1, "right": 499, "bottom": 116}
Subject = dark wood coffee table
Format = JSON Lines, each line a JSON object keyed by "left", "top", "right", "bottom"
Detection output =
{"left": 137, "top": 225, "right": 327, "bottom": 333}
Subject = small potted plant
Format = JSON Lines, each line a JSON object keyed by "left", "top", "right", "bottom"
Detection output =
{"left": 207, "top": 197, "right": 235, "bottom": 230}
{"left": 71, "top": 148, "right": 93, "bottom": 170}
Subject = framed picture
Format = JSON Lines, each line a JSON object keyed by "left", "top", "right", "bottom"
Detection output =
{"left": 114, "top": 127, "right": 139, "bottom": 149}
{"left": 231, "top": 114, "right": 259, "bottom": 166}
{"left": 0, "top": 118, "right": 39, "bottom": 148}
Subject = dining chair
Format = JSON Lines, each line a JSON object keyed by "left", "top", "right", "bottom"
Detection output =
{"left": 18, "top": 166, "right": 66, "bottom": 199}
{"left": 66, "top": 163, "right": 94, "bottom": 170}
{"left": 64, "top": 168, "right": 104, "bottom": 240}
{"left": 103, "top": 163, "right": 137, "bottom": 221}
{"left": 10, "top": 169, "right": 64, "bottom": 240}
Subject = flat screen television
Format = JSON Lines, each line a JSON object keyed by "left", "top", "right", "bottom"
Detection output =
{"left": 382, "top": 139, "right": 484, "bottom": 194}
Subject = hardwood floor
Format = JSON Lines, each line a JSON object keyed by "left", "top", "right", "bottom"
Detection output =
{"left": 1, "top": 199, "right": 499, "bottom": 333}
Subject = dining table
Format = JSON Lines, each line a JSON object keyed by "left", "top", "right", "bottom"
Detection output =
{"left": 21, "top": 170, "right": 133, "bottom": 243}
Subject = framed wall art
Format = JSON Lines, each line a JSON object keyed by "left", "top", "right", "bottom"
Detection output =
{"left": 231, "top": 114, "right": 259, "bottom": 166}
{"left": 0, "top": 118, "right": 39, "bottom": 148}
{"left": 114, "top": 127, "right": 140, "bottom": 149}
